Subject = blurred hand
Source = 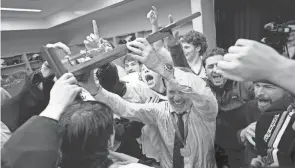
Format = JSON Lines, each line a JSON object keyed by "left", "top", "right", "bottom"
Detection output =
{"left": 127, "top": 38, "right": 164, "bottom": 75}
{"left": 240, "top": 122, "right": 256, "bottom": 146}
{"left": 109, "top": 151, "right": 139, "bottom": 165}
{"left": 40, "top": 73, "right": 81, "bottom": 120}
{"left": 217, "top": 39, "right": 283, "bottom": 82}
{"left": 147, "top": 6, "right": 158, "bottom": 25}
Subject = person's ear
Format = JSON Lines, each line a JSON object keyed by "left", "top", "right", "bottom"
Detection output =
{"left": 195, "top": 46, "right": 201, "bottom": 53}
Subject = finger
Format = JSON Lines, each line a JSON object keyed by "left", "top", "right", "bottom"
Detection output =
{"left": 147, "top": 10, "right": 152, "bottom": 19}
{"left": 168, "top": 14, "right": 174, "bottom": 24}
{"left": 246, "top": 129, "right": 255, "bottom": 138}
{"left": 90, "top": 33, "right": 98, "bottom": 42}
{"left": 152, "top": 6, "right": 156, "bottom": 12}
{"left": 246, "top": 136, "right": 256, "bottom": 146}
{"left": 86, "top": 36, "right": 93, "bottom": 43}
{"left": 84, "top": 40, "right": 89, "bottom": 45}
{"left": 146, "top": 97, "right": 151, "bottom": 103}
{"left": 92, "top": 20, "right": 99, "bottom": 37}
{"left": 228, "top": 46, "right": 244, "bottom": 54}
{"left": 126, "top": 42, "right": 142, "bottom": 55}
{"left": 128, "top": 53, "right": 144, "bottom": 63}
{"left": 56, "top": 42, "right": 71, "bottom": 55}
{"left": 60, "top": 73, "right": 74, "bottom": 80}
{"left": 235, "top": 38, "right": 255, "bottom": 46}
{"left": 216, "top": 60, "right": 237, "bottom": 70}
{"left": 130, "top": 41, "right": 146, "bottom": 50}
{"left": 154, "top": 95, "right": 159, "bottom": 103}
{"left": 66, "top": 76, "right": 78, "bottom": 85}
{"left": 223, "top": 53, "right": 240, "bottom": 62}
{"left": 135, "top": 38, "right": 149, "bottom": 46}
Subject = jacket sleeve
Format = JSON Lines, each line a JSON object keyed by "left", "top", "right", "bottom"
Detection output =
{"left": 1, "top": 116, "right": 62, "bottom": 168}
{"left": 169, "top": 43, "right": 191, "bottom": 68}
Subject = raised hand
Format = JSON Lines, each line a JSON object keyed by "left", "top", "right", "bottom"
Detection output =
{"left": 84, "top": 20, "right": 102, "bottom": 50}
{"left": 216, "top": 39, "right": 283, "bottom": 82}
{"left": 40, "top": 73, "right": 81, "bottom": 120}
{"left": 127, "top": 38, "right": 162, "bottom": 73}
{"left": 147, "top": 6, "right": 158, "bottom": 26}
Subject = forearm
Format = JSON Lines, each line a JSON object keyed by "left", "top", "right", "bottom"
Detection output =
{"left": 152, "top": 24, "right": 165, "bottom": 50}
{"left": 94, "top": 87, "right": 156, "bottom": 124}
{"left": 272, "top": 58, "right": 295, "bottom": 95}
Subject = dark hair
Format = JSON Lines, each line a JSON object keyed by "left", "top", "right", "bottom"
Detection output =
{"left": 203, "top": 48, "right": 227, "bottom": 66}
{"left": 182, "top": 30, "right": 208, "bottom": 56}
{"left": 59, "top": 101, "right": 114, "bottom": 168}
{"left": 96, "top": 63, "right": 119, "bottom": 92}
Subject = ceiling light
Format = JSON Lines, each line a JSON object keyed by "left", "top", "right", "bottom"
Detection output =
{"left": 1, "top": 7, "right": 41, "bottom": 12}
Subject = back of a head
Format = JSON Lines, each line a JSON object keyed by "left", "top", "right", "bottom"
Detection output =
{"left": 59, "top": 101, "right": 114, "bottom": 168}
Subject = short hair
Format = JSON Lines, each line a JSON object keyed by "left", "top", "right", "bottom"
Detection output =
{"left": 203, "top": 48, "right": 227, "bottom": 66}
{"left": 96, "top": 63, "right": 119, "bottom": 92}
{"left": 182, "top": 30, "right": 208, "bottom": 56}
{"left": 59, "top": 101, "right": 114, "bottom": 168}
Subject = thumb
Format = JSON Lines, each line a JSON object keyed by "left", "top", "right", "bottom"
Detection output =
{"left": 115, "top": 161, "right": 131, "bottom": 165}
{"left": 174, "top": 31, "right": 179, "bottom": 39}
{"left": 168, "top": 14, "right": 174, "bottom": 24}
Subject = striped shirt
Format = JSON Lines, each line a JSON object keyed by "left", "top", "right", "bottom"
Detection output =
{"left": 95, "top": 68, "right": 218, "bottom": 168}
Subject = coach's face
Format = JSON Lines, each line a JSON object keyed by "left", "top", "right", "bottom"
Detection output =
{"left": 167, "top": 82, "right": 192, "bottom": 113}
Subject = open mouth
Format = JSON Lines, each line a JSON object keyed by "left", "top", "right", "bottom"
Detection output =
{"left": 128, "top": 70, "right": 135, "bottom": 73}
{"left": 173, "top": 100, "right": 185, "bottom": 106}
{"left": 145, "top": 74, "right": 154, "bottom": 85}
{"left": 212, "top": 74, "right": 224, "bottom": 83}
{"left": 257, "top": 98, "right": 270, "bottom": 107}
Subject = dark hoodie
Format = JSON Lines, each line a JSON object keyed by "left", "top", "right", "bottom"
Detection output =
{"left": 255, "top": 96, "right": 295, "bottom": 167}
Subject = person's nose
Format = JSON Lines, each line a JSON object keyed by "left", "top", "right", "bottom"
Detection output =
{"left": 256, "top": 87, "right": 264, "bottom": 97}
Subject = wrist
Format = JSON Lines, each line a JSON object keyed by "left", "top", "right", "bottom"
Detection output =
{"left": 40, "top": 103, "right": 66, "bottom": 121}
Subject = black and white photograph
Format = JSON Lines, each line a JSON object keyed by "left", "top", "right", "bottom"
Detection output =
{"left": 1, "top": 0, "right": 295, "bottom": 168}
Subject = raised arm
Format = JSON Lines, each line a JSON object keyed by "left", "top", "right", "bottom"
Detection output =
{"left": 92, "top": 87, "right": 162, "bottom": 125}
{"left": 168, "top": 68, "right": 218, "bottom": 118}
{"left": 127, "top": 38, "right": 218, "bottom": 119}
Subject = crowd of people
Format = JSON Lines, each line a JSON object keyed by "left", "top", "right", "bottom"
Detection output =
{"left": 1, "top": 6, "right": 295, "bottom": 168}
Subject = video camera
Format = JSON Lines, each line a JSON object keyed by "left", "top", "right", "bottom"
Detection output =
{"left": 263, "top": 22, "right": 292, "bottom": 54}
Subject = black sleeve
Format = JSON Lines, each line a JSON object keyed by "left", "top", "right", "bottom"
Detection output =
{"left": 168, "top": 43, "right": 191, "bottom": 68}
{"left": 1, "top": 116, "right": 62, "bottom": 168}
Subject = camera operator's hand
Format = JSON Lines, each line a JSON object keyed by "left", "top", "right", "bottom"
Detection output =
{"left": 240, "top": 122, "right": 256, "bottom": 146}
{"left": 217, "top": 39, "right": 284, "bottom": 82}
{"left": 40, "top": 73, "right": 81, "bottom": 120}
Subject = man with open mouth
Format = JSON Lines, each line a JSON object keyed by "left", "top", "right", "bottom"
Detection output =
{"left": 203, "top": 47, "right": 256, "bottom": 168}
{"left": 250, "top": 81, "right": 295, "bottom": 168}
{"left": 140, "top": 64, "right": 166, "bottom": 96}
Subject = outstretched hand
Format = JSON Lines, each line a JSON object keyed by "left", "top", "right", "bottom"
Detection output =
{"left": 216, "top": 39, "right": 283, "bottom": 82}
{"left": 127, "top": 38, "right": 163, "bottom": 75}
